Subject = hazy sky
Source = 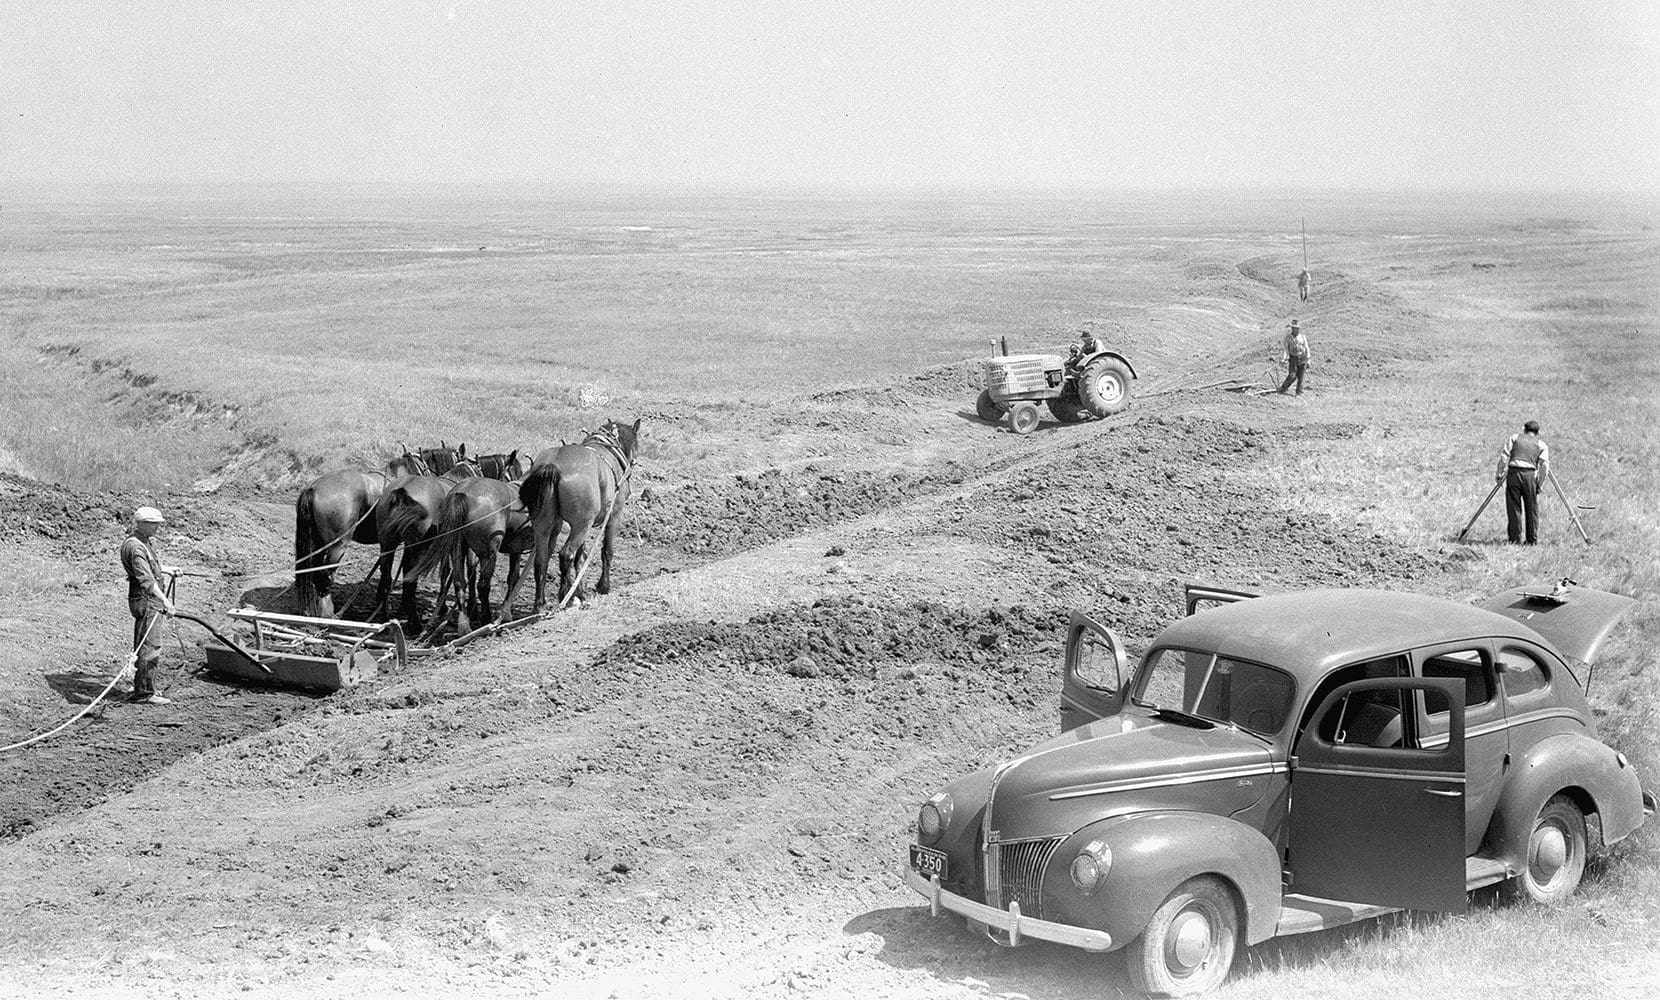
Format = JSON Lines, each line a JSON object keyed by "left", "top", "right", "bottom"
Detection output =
{"left": 3, "top": 1, "right": 1657, "bottom": 191}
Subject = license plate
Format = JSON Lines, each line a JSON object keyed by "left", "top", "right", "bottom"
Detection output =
{"left": 909, "top": 844, "right": 948, "bottom": 879}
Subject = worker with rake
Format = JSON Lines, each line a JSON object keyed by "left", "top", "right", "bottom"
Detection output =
{"left": 120, "top": 506, "right": 177, "bottom": 705}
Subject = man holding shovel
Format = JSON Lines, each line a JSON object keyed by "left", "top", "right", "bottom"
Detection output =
{"left": 120, "top": 506, "right": 177, "bottom": 705}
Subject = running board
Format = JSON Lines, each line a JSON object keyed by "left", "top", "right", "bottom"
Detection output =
{"left": 1276, "top": 857, "right": 1515, "bottom": 936}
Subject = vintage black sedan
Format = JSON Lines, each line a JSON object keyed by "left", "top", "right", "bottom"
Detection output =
{"left": 905, "top": 582, "right": 1655, "bottom": 996}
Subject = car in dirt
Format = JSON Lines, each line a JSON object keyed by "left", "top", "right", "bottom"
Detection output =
{"left": 904, "top": 581, "right": 1656, "bottom": 996}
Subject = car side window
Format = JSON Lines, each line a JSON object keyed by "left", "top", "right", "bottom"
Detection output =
{"left": 1421, "top": 648, "right": 1494, "bottom": 723}
{"left": 1498, "top": 646, "right": 1551, "bottom": 700}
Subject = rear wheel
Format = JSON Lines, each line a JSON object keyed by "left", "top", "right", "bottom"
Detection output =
{"left": 1126, "top": 876, "right": 1239, "bottom": 997}
{"left": 975, "top": 389, "right": 1007, "bottom": 423}
{"left": 1046, "top": 391, "right": 1092, "bottom": 424}
{"left": 1507, "top": 794, "right": 1587, "bottom": 905}
{"left": 1008, "top": 402, "right": 1041, "bottom": 435}
{"left": 1079, "top": 356, "right": 1133, "bottom": 416}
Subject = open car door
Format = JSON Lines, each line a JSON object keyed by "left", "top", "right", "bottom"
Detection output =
{"left": 1059, "top": 611, "right": 1129, "bottom": 732}
{"left": 1184, "top": 582, "right": 1258, "bottom": 616}
{"left": 1288, "top": 677, "right": 1467, "bottom": 911}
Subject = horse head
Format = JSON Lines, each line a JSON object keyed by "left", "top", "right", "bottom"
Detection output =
{"left": 387, "top": 449, "right": 429, "bottom": 477}
{"left": 609, "top": 418, "right": 643, "bottom": 463}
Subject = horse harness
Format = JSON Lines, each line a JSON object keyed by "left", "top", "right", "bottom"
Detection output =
{"left": 583, "top": 433, "right": 634, "bottom": 495}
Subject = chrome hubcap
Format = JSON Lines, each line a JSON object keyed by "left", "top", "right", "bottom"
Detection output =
{"left": 1533, "top": 826, "right": 1567, "bottom": 881}
{"left": 1169, "top": 910, "right": 1212, "bottom": 970}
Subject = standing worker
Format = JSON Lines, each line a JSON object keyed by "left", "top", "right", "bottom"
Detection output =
{"left": 1495, "top": 420, "right": 1550, "bottom": 544}
{"left": 1297, "top": 268, "right": 1311, "bottom": 302}
{"left": 1277, "top": 320, "right": 1311, "bottom": 395}
{"left": 120, "top": 506, "right": 177, "bottom": 705}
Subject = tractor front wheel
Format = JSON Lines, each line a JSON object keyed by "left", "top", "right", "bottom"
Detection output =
{"left": 1079, "top": 356, "right": 1133, "bottom": 417}
{"left": 1008, "top": 402, "right": 1041, "bottom": 435}
{"left": 975, "top": 389, "right": 1007, "bottom": 423}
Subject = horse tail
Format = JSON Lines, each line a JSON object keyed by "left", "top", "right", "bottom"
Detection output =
{"left": 416, "top": 490, "right": 469, "bottom": 582}
{"left": 520, "top": 463, "right": 561, "bottom": 521}
{"left": 294, "top": 486, "right": 323, "bottom": 615}
{"left": 381, "top": 488, "right": 431, "bottom": 550}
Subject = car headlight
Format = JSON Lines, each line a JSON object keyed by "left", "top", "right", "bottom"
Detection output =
{"left": 917, "top": 792, "right": 953, "bottom": 843}
{"left": 1070, "top": 838, "right": 1112, "bottom": 894}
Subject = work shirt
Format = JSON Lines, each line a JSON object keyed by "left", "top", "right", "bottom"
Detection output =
{"left": 1284, "top": 331, "right": 1310, "bottom": 362}
{"left": 1497, "top": 433, "right": 1550, "bottom": 480}
{"left": 120, "top": 535, "right": 170, "bottom": 614}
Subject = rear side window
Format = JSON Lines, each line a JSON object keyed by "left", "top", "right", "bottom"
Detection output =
{"left": 1423, "top": 649, "right": 1494, "bottom": 716}
{"left": 1498, "top": 646, "right": 1551, "bottom": 699}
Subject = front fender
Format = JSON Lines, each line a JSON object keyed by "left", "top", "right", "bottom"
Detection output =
{"left": 1041, "top": 811, "right": 1281, "bottom": 949}
{"left": 1487, "top": 733, "right": 1648, "bottom": 863}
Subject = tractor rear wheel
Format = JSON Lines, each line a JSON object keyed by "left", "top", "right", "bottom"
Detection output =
{"left": 1079, "top": 356, "right": 1133, "bottom": 416}
{"left": 1047, "top": 392, "right": 1092, "bottom": 424}
{"left": 1008, "top": 402, "right": 1041, "bottom": 435}
{"left": 975, "top": 389, "right": 1007, "bottom": 423}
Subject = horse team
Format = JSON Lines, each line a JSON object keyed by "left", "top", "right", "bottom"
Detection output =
{"left": 292, "top": 419, "right": 642, "bottom": 636}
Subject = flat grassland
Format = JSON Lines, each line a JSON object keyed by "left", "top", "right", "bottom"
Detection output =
{"left": 0, "top": 189, "right": 1655, "bottom": 999}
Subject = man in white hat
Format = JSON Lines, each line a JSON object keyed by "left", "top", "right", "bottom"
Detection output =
{"left": 120, "top": 506, "right": 177, "bottom": 705}
{"left": 1277, "top": 319, "right": 1311, "bottom": 395}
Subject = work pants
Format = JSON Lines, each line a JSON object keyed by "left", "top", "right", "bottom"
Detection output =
{"left": 130, "top": 603, "right": 163, "bottom": 699}
{"left": 1278, "top": 358, "right": 1307, "bottom": 395}
{"left": 1504, "top": 468, "right": 1539, "bottom": 544}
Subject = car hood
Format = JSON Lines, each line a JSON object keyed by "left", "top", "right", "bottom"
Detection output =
{"left": 1480, "top": 583, "right": 1636, "bottom": 667}
{"left": 983, "top": 709, "right": 1275, "bottom": 842}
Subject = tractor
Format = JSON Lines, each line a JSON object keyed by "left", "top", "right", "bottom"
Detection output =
{"left": 975, "top": 330, "right": 1137, "bottom": 434}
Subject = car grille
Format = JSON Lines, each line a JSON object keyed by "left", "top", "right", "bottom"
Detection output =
{"left": 991, "top": 836, "right": 1065, "bottom": 916}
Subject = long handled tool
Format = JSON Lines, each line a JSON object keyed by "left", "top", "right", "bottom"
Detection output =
{"left": 172, "top": 612, "right": 274, "bottom": 674}
{"left": 1457, "top": 480, "right": 1504, "bottom": 541}
{"left": 1545, "top": 470, "right": 1592, "bottom": 545}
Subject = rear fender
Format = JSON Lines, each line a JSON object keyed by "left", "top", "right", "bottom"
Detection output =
{"left": 1041, "top": 811, "right": 1281, "bottom": 949}
{"left": 1487, "top": 733, "right": 1648, "bottom": 861}
{"left": 1079, "top": 350, "right": 1138, "bottom": 380}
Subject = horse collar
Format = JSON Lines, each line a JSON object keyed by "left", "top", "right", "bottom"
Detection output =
{"left": 585, "top": 436, "right": 631, "bottom": 482}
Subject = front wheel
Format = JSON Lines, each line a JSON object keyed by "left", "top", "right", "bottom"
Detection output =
{"left": 975, "top": 389, "right": 1007, "bottom": 423}
{"left": 1506, "top": 794, "right": 1587, "bottom": 905}
{"left": 1008, "top": 401, "right": 1041, "bottom": 435}
{"left": 1046, "top": 392, "right": 1092, "bottom": 424}
{"left": 1126, "top": 876, "right": 1239, "bottom": 997}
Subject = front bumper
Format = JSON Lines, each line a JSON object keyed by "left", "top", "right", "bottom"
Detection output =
{"left": 904, "top": 867, "right": 1113, "bottom": 952}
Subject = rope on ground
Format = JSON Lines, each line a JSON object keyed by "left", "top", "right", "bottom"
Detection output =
{"left": 0, "top": 614, "right": 164, "bottom": 755}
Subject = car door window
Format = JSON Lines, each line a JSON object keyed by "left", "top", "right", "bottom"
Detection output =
{"left": 1073, "top": 627, "right": 1123, "bottom": 692}
{"left": 1498, "top": 646, "right": 1551, "bottom": 701}
{"left": 1421, "top": 649, "right": 1494, "bottom": 728}
{"left": 1296, "top": 655, "right": 1409, "bottom": 747}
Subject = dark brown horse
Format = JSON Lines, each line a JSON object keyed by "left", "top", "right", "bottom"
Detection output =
{"left": 418, "top": 442, "right": 469, "bottom": 476}
{"left": 415, "top": 477, "right": 534, "bottom": 635}
{"left": 292, "top": 450, "right": 428, "bottom": 617}
{"left": 506, "top": 418, "right": 641, "bottom": 615}
{"left": 371, "top": 456, "right": 481, "bottom": 625}
{"left": 475, "top": 450, "right": 527, "bottom": 482}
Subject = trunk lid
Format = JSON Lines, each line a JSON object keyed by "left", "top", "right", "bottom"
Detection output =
{"left": 1480, "top": 582, "right": 1636, "bottom": 667}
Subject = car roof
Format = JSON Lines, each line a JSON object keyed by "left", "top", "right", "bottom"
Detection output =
{"left": 1153, "top": 589, "right": 1551, "bottom": 682}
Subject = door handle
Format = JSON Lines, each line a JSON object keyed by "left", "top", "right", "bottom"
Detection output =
{"left": 1424, "top": 788, "right": 1463, "bottom": 798}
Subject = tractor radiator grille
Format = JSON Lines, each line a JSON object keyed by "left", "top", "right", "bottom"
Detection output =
{"left": 985, "top": 356, "right": 1061, "bottom": 397}
{"left": 992, "top": 837, "right": 1065, "bottom": 916}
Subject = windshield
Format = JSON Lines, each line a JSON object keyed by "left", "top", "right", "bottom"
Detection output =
{"left": 1131, "top": 647, "right": 1296, "bottom": 737}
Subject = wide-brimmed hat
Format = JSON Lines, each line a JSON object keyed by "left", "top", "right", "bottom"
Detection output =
{"left": 1287, "top": 320, "right": 1300, "bottom": 329}
{"left": 132, "top": 506, "right": 166, "bottom": 523}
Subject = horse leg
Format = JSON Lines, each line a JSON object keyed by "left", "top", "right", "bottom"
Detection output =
{"left": 400, "top": 541, "right": 423, "bottom": 627}
{"left": 560, "top": 520, "right": 592, "bottom": 605}
{"left": 478, "top": 544, "right": 499, "bottom": 623}
{"left": 597, "top": 511, "right": 623, "bottom": 596}
{"left": 499, "top": 551, "right": 523, "bottom": 623}
{"left": 372, "top": 542, "right": 397, "bottom": 622}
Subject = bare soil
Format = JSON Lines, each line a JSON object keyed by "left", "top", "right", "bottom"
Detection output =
{"left": 1, "top": 217, "right": 1655, "bottom": 1000}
